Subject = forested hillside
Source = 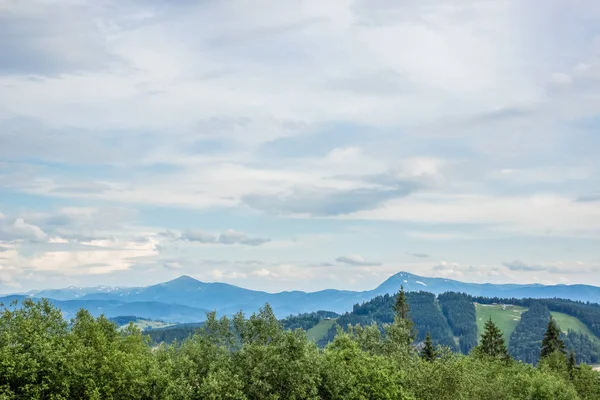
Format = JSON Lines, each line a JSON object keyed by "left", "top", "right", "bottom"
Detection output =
{"left": 507, "top": 302, "right": 600, "bottom": 365}
{"left": 146, "top": 310, "right": 341, "bottom": 345}
{"left": 146, "top": 322, "right": 204, "bottom": 344}
{"left": 313, "top": 291, "right": 600, "bottom": 364}
{"left": 2, "top": 297, "right": 600, "bottom": 399}
{"left": 471, "top": 296, "right": 600, "bottom": 339}
{"left": 438, "top": 292, "right": 478, "bottom": 353}
{"left": 280, "top": 310, "right": 340, "bottom": 331}
{"left": 509, "top": 302, "right": 552, "bottom": 364}
{"left": 319, "top": 291, "right": 458, "bottom": 350}
{"left": 137, "top": 289, "right": 600, "bottom": 365}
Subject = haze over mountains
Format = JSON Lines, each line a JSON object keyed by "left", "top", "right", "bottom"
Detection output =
{"left": 4, "top": 272, "right": 600, "bottom": 323}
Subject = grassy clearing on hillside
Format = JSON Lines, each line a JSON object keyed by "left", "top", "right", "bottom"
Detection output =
{"left": 118, "top": 319, "right": 173, "bottom": 331}
{"left": 551, "top": 311, "right": 598, "bottom": 339}
{"left": 475, "top": 303, "right": 527, "bottom": 342}
{"left": 306, "top": 319, "right": 337, "bottom": 342}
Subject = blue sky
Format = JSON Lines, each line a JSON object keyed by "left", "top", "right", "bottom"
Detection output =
{"left": 1, "top": 0, "right": 599, "bottom": 293}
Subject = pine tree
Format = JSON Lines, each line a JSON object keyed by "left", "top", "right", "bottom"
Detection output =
{"left": 420, "top": 331, "right": 436, "bottom": 362}
{"left": 540, "top": 316, "right": 566, "bottom": 360}
{"left": 476, "top": 317, "right": 510, "bottom": 360}
{"left": 567, "top": 352, "right": 576, "bottom": 380}
{"left": 394, "top": 285, "right": 410, "bottom": 321}
{"left": 387, "top": 286, "right": 415, "bottom": 346}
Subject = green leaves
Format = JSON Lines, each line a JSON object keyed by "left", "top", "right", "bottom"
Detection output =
{"left": 0, "top": 299, "right": 598, "bottom": 400}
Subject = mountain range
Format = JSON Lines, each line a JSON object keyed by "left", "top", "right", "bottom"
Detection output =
{"left": 3, "top": 272, "right": 600, "bottom": 322}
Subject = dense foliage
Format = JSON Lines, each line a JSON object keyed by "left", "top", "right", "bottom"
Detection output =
{"left": 438, "top": 292, "right": 478, "bottom": 353}
{"left": 147, "top": 311, "right": 341, "bottom": 345}
{"left": 120, "top": 292, "right": 600, "bottom": 363}
{"left": 321, "top": 292, "right": 457, "bottom": 350}
{"left": 2, "top": 298, "right": 600, "bottom": 399}
{"left": 507, "top": 302, "right": 600, "bottom": 365}
{"left": 147, "top": 322, "right": 205, "bottom": 344}
{"left": 509, "top": 302, "right": 552, "bottom": 364}
{"left": 564, "top": 331, "right": 600, "bottom": 364}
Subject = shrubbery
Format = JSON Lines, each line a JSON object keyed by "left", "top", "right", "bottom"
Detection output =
{"left": 1, "top": 298, "right": 599, "bottom": 400}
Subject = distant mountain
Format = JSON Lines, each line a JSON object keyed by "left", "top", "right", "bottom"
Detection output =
{"left": 72, "top": 275, "right": 370, "bottom": 318}
{"left": 3, "top": 272, "right": 600, "bottom": 322}
{"left": 374, "top": 272, "right": 600, "bottom": 302}
{"left": 24, "top": 285, "right": 136, "bottom": 301}
{"left": 1, "top": 295, "right": 209, "bottom": 323}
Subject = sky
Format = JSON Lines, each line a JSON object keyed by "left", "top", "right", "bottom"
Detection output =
{"left": 1, "top": 0, "right": 600, "bottom": 293}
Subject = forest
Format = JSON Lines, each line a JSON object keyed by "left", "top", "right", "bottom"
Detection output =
{"left": 2, "top": 295, "right": 600, "bottom": 400}
{"left": 508, "top": 302, "right": 600, "bottom": 365}
{"left": 470, "top": 296, "right": 600, "bottom": 339}
{"left": 144, "top": 290, "right": 600, "bottom": 366}
{"left": 319, "top": 291, "right": 459, "bottom": 350}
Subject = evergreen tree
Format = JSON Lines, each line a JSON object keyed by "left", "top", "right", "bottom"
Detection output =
{"left": 420, "top": 331, "right": 436, "bottom": 362}
{"left": 476, "top": 317, "right": 510, "bottom": 360}
{"left": 540, "top": 317, "right": 566, "bottom": 359}
{"left": 386, "top": 286, "right": 415, "bottom": 347}
{"left": 567, "top": 351, "right": 576, "bottom": 380}
{"left": 394, "top": 285, "right": 410, "bottom": 321}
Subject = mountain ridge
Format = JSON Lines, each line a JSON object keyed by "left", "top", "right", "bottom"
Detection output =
{"left": 4, "top": 271, "right": 600, "bottom": 322}
{"left": 11, "top": 271, "right": 597, "bottom": 298}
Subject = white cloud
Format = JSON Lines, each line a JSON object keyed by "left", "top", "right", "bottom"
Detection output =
{"left": 349, "top": 194, "right": 600, "bottom": 237}
{"left": 0, "top": 217, "right": 47, "bottom": 242}
{"left": 502, "top": 260, "right": 595, "bottom": 275}
{"left": 336, "top": 255, "right": 381, "bottom": 267}
{"left": 48, "top": 237, "right": 70, "bottom": 244}
{"left": 251, "top": 268, "right": 271, "bottom": 277}
{"left": 19, "top": 237, "right": 159, "bottom": 276}
{"left": 163, "top": 261, "right": 183, "bottom": 270}
{"left": 217, "top": 230, "right": 270, "bottom": 246}
{"left": 0, "top": 0, "right": 577, "bottom": 131}
{"left": 1, "top": 0, "right": 600, "bottom": 291}
{"left": 173, "top": 229, "right": 271, "bottom": 246}
{"left": 180, "top": 230, "right": 217, "bottom": 243}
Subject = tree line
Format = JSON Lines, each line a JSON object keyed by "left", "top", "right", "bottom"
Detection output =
{"left": 2, "top": 291, "right": 600, "bottom": 399}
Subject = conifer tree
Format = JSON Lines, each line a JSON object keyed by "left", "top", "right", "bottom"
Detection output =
{"left": 476, "top": 317, "right": 510, "bottom": 360}
{"left": 386, "top": 286, "right": 415, "bottom": 346}
{"left": 420, "top": 331, "right": 436, "bottom": 362}
{"left": 567, "top": 351, "right": 576, "bottom": 380}
{"left": 394, "top": 285, "right": 410, "bottom": 321}
{"left": 540, "top": 317, "right": 565, "bottom": 360}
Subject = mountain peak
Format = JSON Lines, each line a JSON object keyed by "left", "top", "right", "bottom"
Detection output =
{"left": 384, "top": 271, "right": 423, "bottom": 282}
{"left": 171, "top": 275, "right": 200, "bottom": 283}
{"left": 162, "top": 275, "right": 202, "bottom": 287}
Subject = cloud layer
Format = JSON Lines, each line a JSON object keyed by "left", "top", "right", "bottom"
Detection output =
{"left": 1, "top": 0, "right": 600, "bottom": 291}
